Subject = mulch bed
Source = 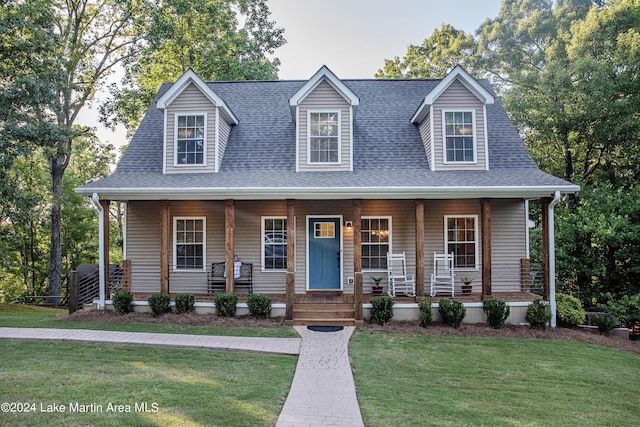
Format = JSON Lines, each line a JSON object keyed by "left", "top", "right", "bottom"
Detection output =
{"left": 63, "top": 309, "right": 640, "bottom": 354}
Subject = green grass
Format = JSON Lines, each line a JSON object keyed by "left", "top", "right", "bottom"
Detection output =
{"left": 4, "top": 305, "right": 640, "bottom": 426}
{"left": 0, "top": 340, "right": 296, "bottom": 426}
{"left": 0, "top": 304, "right": 297, "bottom": 338}
{"left": 351, "top": 331, "right": 640, "bottom": 426}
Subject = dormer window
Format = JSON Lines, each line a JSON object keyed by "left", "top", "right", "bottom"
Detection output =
{"left": 176, "top": 114, "right": 206, "bottom": 165}
{"left": 444, "top": 111, "right": 475, "bottom": 163}
{"left": 309, "top": 111, "right": 340, "bottom": 164}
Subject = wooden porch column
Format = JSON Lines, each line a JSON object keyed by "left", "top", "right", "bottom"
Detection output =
{"left": 480, "top": 199, "right": 492, "bottom": 298}
{"left": 541, "top": 197, "right": 552, "bottom": 301}
{"left": 122, "top": 259, "right": 131, "bottom": 292}
{"left": 160, "top": 200, "right": 170, "bottom": 294}
{"left": 225, "top": 199, "right": 235, "bottom": 294}
{"left": 286, "top": 200, "right": 295, "bottom": 321}
{"left": 353, "top": 199, "right": 363, "bottom": 321}
{"left": 99, "top": 199, "right": 111, "bottom": 298}
{"left": 415, "top": 199, "right": 425, "bottom": 297}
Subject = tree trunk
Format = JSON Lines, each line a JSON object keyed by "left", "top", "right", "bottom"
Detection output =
{"left": 48, "top": 157, "right": 66, "bottom": 305}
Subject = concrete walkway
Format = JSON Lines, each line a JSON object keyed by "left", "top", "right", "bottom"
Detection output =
{"left": 0, "top": 326, "right": 364, "bottom": 426}
{"left": 276, "top": 326, "right": 364, "bottom": 427}
{"left": 0, "top": 327, "right": 301, "bottom": 355}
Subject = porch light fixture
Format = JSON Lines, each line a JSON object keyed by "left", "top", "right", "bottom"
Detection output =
{"left": 344, "top": 220, "right": 353, "bottom": 228}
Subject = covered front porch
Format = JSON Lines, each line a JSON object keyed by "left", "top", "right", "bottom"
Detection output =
{"left": 90, "top": 195, "right": 561, "bottom": 326}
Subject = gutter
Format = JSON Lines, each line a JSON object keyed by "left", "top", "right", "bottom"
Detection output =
{"left": 76, "top": 184, "right": 581, "bottom": 201}
{"left": 548, "top": 191, "right": 561, "bottom": 328}
{"left": 91, "top": 193, "right": 106, "bottom": 309}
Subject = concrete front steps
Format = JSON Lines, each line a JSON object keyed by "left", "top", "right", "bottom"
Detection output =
{"left": 292, "top": 302, "right": 356, "bottom": 326}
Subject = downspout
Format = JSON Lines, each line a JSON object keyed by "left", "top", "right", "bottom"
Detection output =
{"left": 548, "top": 191, "right": 561, "bottom": 328}
{"left": 91, "top": 193, "right": 106, "bottom": 309}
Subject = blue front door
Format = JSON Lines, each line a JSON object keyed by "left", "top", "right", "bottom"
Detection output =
{"left": 308, "top": 217, "right": 341, "bottom": 290}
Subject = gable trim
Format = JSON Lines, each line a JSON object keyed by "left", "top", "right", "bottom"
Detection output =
{"left": 156, "top": 69, "right": 238, "bottom": 125}
{"left": 430, "top": 105, "right": 436, "bottom": 172}
{"left": 483, "top": 105, "right": 490, "bottom": 170}
{"left": 214, "top": 108, "right": 220, "bottom": 172}
{"left": 289, "top": 65, "right": 359, "bottom": 122}
{"left": 162, "top": 109, "right": 168, "bottom": 174}
{"left": 411, "top": 65, "right": 494, "bottom": 124}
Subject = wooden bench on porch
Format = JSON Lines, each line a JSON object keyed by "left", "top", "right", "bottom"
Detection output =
{"left": 207, "top": 262, "right": 253, "bottom": 294}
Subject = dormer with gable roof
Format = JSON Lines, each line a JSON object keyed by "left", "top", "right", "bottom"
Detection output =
{"left": 411, "top": 66, "right": 494, "bottom": 172}
{"left": 156, "top": 69, "right": 238, "bottom": 174}
{"left": 289, "top": 66, "right": 359, "bottom": 172}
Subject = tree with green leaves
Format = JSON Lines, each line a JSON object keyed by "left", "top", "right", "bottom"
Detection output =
{"left": 0, "top": 137, "right": 115, "bottom": 303}
{"left": 477, "top": 0, "right": 640, "bottom": 186}
{"left": 1, "top": 0, "right": 143, "bottom": 303}
{"left": 375, "top": 24, "right": 477, "bottom": 79}
{"left": 102, "top": 0, "right": 286, "bottom": 133}
{"left": 555, "top": 183, "right": 640, "bottom": 308}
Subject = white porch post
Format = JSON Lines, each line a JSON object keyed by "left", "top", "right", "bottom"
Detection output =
{"left": 91, "top": 193, "right": 105, "bottom": 309}
{"left": 548, "top": 191, "right": 561, "bottom": 328}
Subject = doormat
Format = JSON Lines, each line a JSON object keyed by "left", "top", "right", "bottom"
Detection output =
{"left": 307, "top": 325, "right": 344, "bottom": 332}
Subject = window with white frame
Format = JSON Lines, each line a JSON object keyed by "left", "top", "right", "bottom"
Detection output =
{"left": 444, "top": 111, "right": 475, "bottom": 163}
{"left": 309, "top": 111, "right": 339, "bottom": 163}
{"left": 444, "top": 215, "right": 478, "bottom": 269}
{"left": 176, "top": 114, "right": 205, "bottom": 165}
{"left": 361, "top": 217, "right": 391, "bottom": 270}
{"left": 263, "top": 217, "right": 287, "bottom": 270}
{"left": 174, "top": 217, "right": 205, "bottom": 270}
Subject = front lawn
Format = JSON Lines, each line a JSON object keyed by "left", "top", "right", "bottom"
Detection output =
{"left": 0, "top": 340, "right": 296, "bottom": 426}
{"left": 351, "top": 331, "right": 640, "bottom": 426}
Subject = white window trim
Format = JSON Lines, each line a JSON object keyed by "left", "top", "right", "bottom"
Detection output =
{"left": 443, "top": 214, "right": 479, "bottom": 270}
{"left": 261, "top": 216, "right": 294, "bottom": 272}
{"left": 173, "top": 216, "right": 207, "bottom": 272}
{"left": 361, "top": 216, "right": 393, "bottom": 272}
{"left": 307, "top": 109, "right": 341, "bottom": 165}
{"left": 442, "top": 109, "right": 477, "bottom": 165}
{"left": 174, "top": 112, "right": 208, "bottom": 167}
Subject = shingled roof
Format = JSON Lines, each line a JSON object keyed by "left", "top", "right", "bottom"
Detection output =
{"left": 76, "top": 76, "right": 578, "bottom": 200}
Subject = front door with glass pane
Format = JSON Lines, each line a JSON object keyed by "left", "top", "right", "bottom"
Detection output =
{"left": 308, "top": 217, "right": 341, "bottom": 290}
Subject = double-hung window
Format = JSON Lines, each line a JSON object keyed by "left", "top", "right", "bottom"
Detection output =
{"left": 262, "top": 217, "right": 287, "bottom": 271}
{"left": 444, "top": 215, "right": 478, "bottom": 269}
{"left": 176, "top": 114, "right": 205, "bottom": 165}
{"left": 361, "top": 217, "right": 391, "bottom": 270}
{"left": 309, "top": 111, "right": 339, "bottom": 163}
{"left": 174, "top": 217, "right": 205, "bottom": 270}
{"left": 444, "top": 111, "right": 475, "bottom": 163}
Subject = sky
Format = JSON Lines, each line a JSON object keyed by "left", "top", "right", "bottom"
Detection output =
{"left": 78, "top": 0, "right": 503, "bottom": 148}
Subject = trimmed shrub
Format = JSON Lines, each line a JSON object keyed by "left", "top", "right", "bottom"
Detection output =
{"left": 526, "top": 300, "right": 551, "bottom": 329}
{"left": 247, "top": 294, "right": 272, "bottom": 319}
{"left": 483, "top": 299, "right": 510, "bottom": 329}
{"left": 419, "top": 297, "right": 432, "bottom": 327}
{"left": 147, "top": 293, "right": 170, "bottom": 316}
{"left": 174, "top": 293, "right": 195, "bottom": 314}
{"left": 439, "top": 298, "right": 466, "bottom": 328}
{"left": 370, "top": 296, "right": 394, "bottom": 326}
{"left": 556, "top": 293, "right": 585, "bottom": 327}
{"left": 112, "top": 290, "right": 134, "bottom": 314}
{"left": 215, "top": 293, "right": 238, "bottom": 317}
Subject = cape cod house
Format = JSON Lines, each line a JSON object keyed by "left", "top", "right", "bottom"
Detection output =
{"left": 76, "top": 65, "right": 579, "bottom": 326}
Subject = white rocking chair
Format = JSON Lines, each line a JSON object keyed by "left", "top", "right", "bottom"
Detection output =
{"left": 386, "top": 252, "right": 416, "bottom": 297}
{"left": 430, "top": 252, "right": 455, "bottom": 297}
